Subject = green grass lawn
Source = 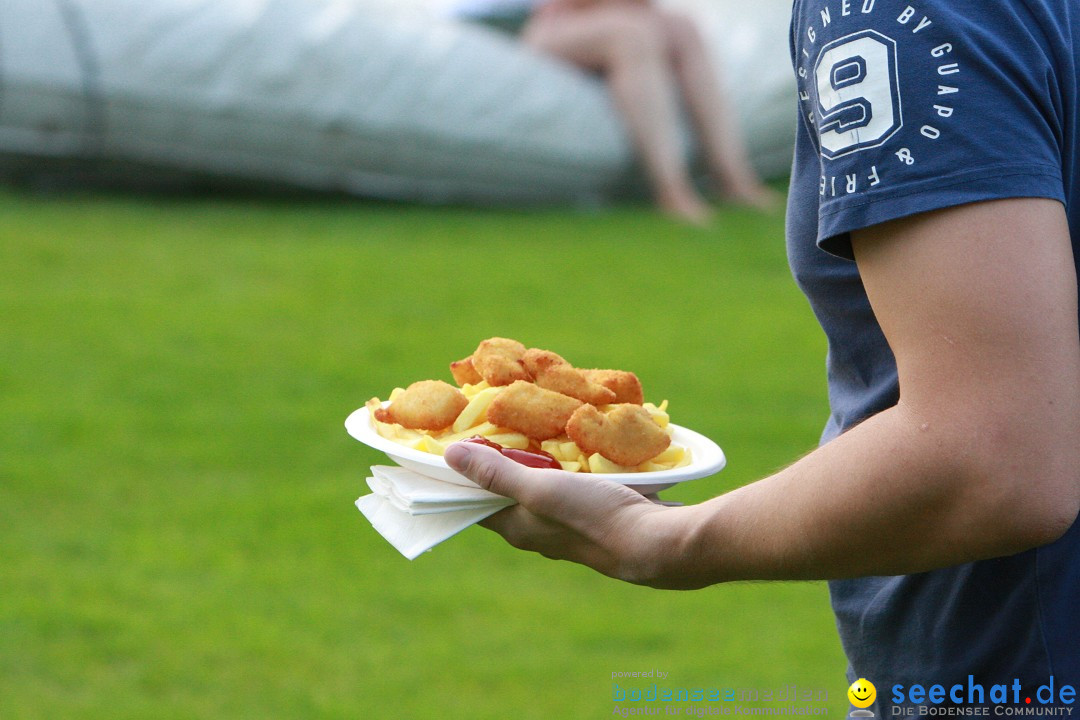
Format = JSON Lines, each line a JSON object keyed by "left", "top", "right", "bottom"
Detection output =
{"left": 0, "top": 187, "right": 847, "bottom": 719}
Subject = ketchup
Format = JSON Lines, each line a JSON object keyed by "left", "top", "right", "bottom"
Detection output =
{"left": 461, "top": 436, "right": 562, "bottom": 470}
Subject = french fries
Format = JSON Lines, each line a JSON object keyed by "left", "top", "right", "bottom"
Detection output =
{"left": 367, "top": 382, "right": 691, "bottom": 474}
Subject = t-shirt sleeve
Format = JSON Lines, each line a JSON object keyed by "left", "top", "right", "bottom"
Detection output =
{"left": 792, "top": 1, "right": 1066, "bottom": 259}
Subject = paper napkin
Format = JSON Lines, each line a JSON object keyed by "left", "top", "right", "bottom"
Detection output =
{"left": 356, "top": 465, "right": 515, "bottom": 559}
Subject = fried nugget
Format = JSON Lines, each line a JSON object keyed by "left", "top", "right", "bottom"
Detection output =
{"left": 565, "top": 403, "right": 670, "bottom": 467}
{"left": 522, "top": 349, "right": 616, "bottom": 405}
{"left": 487, "top": 380, "right": 583, "bottom": 441}
{"left": 581, "top": 369, "right": 644, "bottom": 405}
{"left": 373, "top": 380, "right": 468, "bottom": 431}
{"left": 471, "top": 337, "right": 530, "bottom": 386}
{"left": 449, "top": 355, "right": 483, "bottom": 386}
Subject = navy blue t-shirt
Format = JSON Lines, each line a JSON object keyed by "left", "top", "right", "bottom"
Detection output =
{"left": 786, "top": 0, "right": 1079, "bottom": 713}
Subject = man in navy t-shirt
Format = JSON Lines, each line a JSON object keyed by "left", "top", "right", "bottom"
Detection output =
{"left": 785, "top": 0, "right": 1080, "bottom": 713}
{"left": 443, "top": 1, "right": 1080, "bottom": 712}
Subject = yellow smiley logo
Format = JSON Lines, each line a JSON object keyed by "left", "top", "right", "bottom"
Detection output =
{"left": 848, "top": 679, "right": 877, "bottom": 709}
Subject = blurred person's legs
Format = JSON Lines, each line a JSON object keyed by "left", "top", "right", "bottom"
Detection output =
{"left": 657, "top": 11, "right": 778, "bottom": 210}
{"left": 522, "top": 1, "right": 775, "bottom": 221}
{"left": 523, "top": 1, "right": 712, "bottom": 223}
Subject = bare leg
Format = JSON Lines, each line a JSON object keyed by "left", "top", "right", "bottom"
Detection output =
{"left": 658, "top": 11, "right": 779, "bottom": 209}
{"left": 522, "top": 3, "right": 712, "bottom": 223}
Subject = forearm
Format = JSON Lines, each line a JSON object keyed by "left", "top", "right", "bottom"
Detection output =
{"left": 636, "top": 396, "right": 1078, "bottom": 589}
{"left": 446, "top": 360, "right": 1077, "bottom": 589}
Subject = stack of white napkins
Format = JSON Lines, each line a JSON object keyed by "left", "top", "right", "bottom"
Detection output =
{"left": 356, "top": 465, "right": 516, "bottom": 559}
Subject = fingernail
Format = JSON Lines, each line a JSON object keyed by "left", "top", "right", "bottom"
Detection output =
{"left": 444, "top": 443, "right": 472, "bottom": 471}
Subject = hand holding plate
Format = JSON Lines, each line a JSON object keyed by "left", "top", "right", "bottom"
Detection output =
{"left": 444, "top": 440, "right": 676, "bottom": 582}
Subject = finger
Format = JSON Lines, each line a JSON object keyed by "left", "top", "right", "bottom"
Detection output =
{"left": 480, "top": 503, "right": 634, "bottom": 579}
{"left": 444, "top": 442, "right": 538, "bottom": 500}
{"left": 447, "top": 441, "right": 606, "bottom": 520}
{"left": 478, "top": 505, "right": 578, "bottom": 558}
{"left": 478, "top": 504, "right": 553, "bottom": 546}
{"left": 479, "top": 505, "right": 609, "bottom": 566}
{"left": 446, "top": 441, "right": 658, "bottom": 533}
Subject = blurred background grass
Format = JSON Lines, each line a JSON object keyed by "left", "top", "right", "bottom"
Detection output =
{"left": 0, "top": 187, "right": 847, "bottom": 719}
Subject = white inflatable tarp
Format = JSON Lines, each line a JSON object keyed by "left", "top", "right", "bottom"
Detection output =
{"left": 0, "top": 0, "right": 794, "bottom": 205}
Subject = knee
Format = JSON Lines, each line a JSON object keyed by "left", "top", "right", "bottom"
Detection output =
{"left": 659, "top": 11, "right": 709, "bottom": 62}
{"left": 606, "top": 9, "right": 669, "bottom": 63}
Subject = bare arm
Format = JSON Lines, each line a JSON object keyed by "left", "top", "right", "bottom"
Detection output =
{"left": 445, "top": 198, "right": 1080, "bottom": 587}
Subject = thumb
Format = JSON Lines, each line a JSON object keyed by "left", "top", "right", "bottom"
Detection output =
{"left": 444, "top": 441, "right": 530, "bottom": 499}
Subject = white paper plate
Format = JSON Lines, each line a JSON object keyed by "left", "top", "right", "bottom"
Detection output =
{"left": 344, "top": 404, "right": 725, "bottom": 494}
